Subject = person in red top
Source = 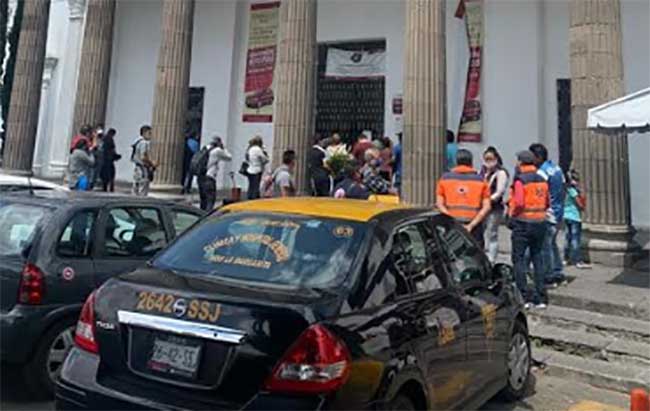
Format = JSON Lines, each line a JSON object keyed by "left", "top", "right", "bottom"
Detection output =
{"left": 69, "top": 125, "right": 93, "bottom": 154}
{"left": 508, "top": 150, "right": 550, "bottom": 309}
{"left": 436, "top": 149, "right": 491, "bottom": 247}
{"left": 351, "top": 133, "right": 374, "bottom": 164}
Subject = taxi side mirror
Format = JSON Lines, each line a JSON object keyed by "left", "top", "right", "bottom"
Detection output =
{"left": 492, "top": 263, "right": 514, "bottom": 283}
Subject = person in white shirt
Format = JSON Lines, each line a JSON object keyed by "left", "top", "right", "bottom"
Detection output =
{"left": 480, "top": 146, "right": 509, "bottom": 263}
{"left": 245, "top": 136, "right": 269, "bottom": 199}
{"left": 199, "top": 136, "right": 232, "bottom": 211}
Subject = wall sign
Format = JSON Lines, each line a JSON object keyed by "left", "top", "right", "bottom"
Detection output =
{"left": 325, "top": 48, "right": 386, "bottom": 80}
{"left": 242, "top": 2, "right": 281, "bottom": 123}
{"left": 456, "top": 0, "right": 484, "bottom": 143}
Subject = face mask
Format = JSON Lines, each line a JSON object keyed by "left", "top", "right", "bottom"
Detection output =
{"left": 484, "top": 160, "right": 497, "bottom": 169}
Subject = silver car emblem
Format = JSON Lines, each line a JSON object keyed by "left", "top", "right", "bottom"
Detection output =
{"left": 172, "top": 299, "right": 187, "bottom": 317}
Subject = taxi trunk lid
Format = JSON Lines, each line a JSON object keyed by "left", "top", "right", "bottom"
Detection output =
{"left": 93, "top": 269, "right": 342, "bottom": 406}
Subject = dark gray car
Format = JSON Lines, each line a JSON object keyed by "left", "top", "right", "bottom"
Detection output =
{"left": 0, "top": 191, "right": 203, "bottom": 397}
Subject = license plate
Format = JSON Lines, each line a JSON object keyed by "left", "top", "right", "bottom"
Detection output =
{"left": 147, "top": 337, "right": 201, "bottom": 379}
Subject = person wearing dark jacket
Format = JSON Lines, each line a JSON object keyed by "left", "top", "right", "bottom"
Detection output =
{"left": 309, "top": 137, "right": 331, "bottom": 196}
{"left": 100, "top": 128, "right": 121, "bottom": 192}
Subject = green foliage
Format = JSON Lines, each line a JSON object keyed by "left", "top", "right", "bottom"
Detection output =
{"left": 326, "top": 152, "right": 353, "bottom": 178}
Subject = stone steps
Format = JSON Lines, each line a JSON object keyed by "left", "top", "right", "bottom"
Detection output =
{"left": 533, "top": 347, "right": 650, "bottom": 393}
{"left": 529, "top": 322, "right": 650, "bottom": 366}
{"left": 528, "top": 305, "right": 650, "bottom": 342}
{"left": 527, "top": 293, "right": 650, "bottom": 393}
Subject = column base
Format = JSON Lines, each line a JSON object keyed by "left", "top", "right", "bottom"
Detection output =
{"left": 149, "top": 183, "right": 188, "bottom": 202}
{"left": 583, "top": 223, "right": 646, "bottom": 268}
{"left": 0, "top": 168, "right": 34, "bottom": 177}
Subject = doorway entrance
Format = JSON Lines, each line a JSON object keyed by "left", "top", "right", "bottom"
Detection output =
{"left": 557, "top": 79, "right": 572, "bottom": 172}
{"left": 315, "top": 40, "right": 386, "bottom": 145}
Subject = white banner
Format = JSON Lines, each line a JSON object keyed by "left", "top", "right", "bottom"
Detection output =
{"left": 325, "top": 48, "right": 386, "bottom": 79}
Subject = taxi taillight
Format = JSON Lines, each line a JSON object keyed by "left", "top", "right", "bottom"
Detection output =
{"left": 75, "top": 291, "right": 99, "bottom": 354}
{"left": 263, "top": 324, "right": 350, "bottom": 394}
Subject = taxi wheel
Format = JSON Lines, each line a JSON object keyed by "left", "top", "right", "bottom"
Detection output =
{"left": 389, "top": 394, "right": 416, "bottom": 411}
{"left": 23, "top": 318, "right": 77, "bottom": 399}
{"left": 500, "top": 323, "right": 531, "bottom": 401}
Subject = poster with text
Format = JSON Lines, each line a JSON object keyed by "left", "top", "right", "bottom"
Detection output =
{"left": 325, "top": 48, "right": 386, "bottom": 79}
{"left": 456, "top": 0, "right": 483, "bottom": 142}
{"left": 243, "top": 2, "right": 280, "bottom": 123}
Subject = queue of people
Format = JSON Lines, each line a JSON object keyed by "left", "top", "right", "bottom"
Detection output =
{"left": 65, "top": 123, "right": 591, "bottom": 304}
{"left": 66, "top": 124, "right": 121, "bottom": 192}
{"left": 434, "top": 142, "right": 590, "bottom": 310}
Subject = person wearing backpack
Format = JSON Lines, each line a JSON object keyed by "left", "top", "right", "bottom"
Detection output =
{"left": 196, "top": 135, "right": 232, "bottom": 211}
{"left": 260, "top": 150, "right": 296, "bottom": 198}
{"left": 131, "top": 125, "right": 157, "bottom": 196}
{"left": 563, "top": 169, "right": 591, "bottom": 269}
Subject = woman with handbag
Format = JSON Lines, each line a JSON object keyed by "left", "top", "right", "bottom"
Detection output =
{"left": 243, "top": 136, "right": 268, "bottom": 200}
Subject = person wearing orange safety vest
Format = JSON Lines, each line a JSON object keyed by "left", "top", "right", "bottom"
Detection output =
{"left": 508, "top": 150, "right": 550, "bottom": 309}
{"left": 436, "top": 149, "right": 491, "bottom": 247}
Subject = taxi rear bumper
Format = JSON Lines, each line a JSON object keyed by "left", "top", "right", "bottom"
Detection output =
{"left": 56, "top": 348, "right": 327, "bottom": 411}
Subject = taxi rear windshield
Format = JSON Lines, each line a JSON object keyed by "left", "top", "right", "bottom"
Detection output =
{"left": 153, "top": 213, "right": 367, "bottom": 288}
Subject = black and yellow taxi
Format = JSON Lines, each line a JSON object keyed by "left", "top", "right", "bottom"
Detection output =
{"left": 56, "top": 198, "right": 530, "bottom": 410}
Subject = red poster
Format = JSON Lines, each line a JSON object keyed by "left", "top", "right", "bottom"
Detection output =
{"left": 243, "top": 2, "right": 280, "bottom": 123}
{"left": 456, "top": 0, "right": 483, "bottom": 143}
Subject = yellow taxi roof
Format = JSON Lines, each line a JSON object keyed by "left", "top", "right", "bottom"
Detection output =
{"left": 221, "top": 197, "right": 410, "bottom": 222}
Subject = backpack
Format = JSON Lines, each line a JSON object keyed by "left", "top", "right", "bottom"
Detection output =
{"left": 260, "top": 172, "right": 275, "bottom": 198}
{"left": 576, "top": 191, "right": 587, "bottom": 211}
{"left": 189, "top": 146, "right": 212, "bottom": 176}
{"left": 130, "top": 138, "right": 144, "bottom": 163}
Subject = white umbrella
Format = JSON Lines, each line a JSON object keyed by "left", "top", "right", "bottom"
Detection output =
{"left": 587, "top": 87, "right": 650, "bottom": 132}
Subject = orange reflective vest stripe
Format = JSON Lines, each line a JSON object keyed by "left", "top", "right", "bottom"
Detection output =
{"left": 437, "top": 166, "right": 487, "bottom": 223}
{"left": 509, "top": 166, "right": 548, "bottom": 222}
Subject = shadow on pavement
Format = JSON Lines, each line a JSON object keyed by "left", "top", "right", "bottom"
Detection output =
{"left": 609, "top": 269, "right": 650, "bottom": 289}
{"left": 481, "top": 372, "right": 538, "bottom": 411}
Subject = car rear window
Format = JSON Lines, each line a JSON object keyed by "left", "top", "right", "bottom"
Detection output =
{"left": 0, "top": 203, "right": 51, "bottom": 256}
{"left": 153, "top": 212, "right": 367, "bottom": 288}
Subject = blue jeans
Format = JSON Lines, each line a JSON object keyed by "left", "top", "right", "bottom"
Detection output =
{"left": 544, "top": 222, "right": 566, "bottom": 283}
{"left": 511, "top": 220, "right": 547, "bottom": 304}
{"left": 564, "top": 220, "right": 582, "bottom": 265}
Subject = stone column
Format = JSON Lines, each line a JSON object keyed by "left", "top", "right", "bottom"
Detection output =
{"left": 45, "top": 0, "right": 86, "bottom": 178}
{"left": 33, "top": 57, "right": 58, "bottom": 176}
{"left": 150, "top": 0, "right": 195, "bottom": 190}
{"left": 402, "top": 0, "right": 447, "bottom": 207}
{"left": 72, "top": 0, "right": 116, "bottom": 134}
{"left": 271, "top": 0, "right": 317, "bottom": 194}
{"left": 2, "top": 0, "right": 51, "bottom": 174}
{"left": 569, "top": 0, "right": 638, "bottom": 265}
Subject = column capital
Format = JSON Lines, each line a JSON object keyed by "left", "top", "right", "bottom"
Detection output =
{"left": 67, "top": 0, "right": 87, "bottom": 20}
{"left": 42, "top": 57, "right": 58, "bottom": 90}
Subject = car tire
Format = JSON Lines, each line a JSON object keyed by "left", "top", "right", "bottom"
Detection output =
{"left": 389, "top": 394, "right": 416, "bottom": 411}
{"left": 23, "top": 318, "right": 77, "bottom": 399}
{"left": 500, "top": 322, "right": 531, "bottom": 401}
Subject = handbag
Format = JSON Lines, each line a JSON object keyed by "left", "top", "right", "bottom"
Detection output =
{"left": 239, "top": 160, "right": 250, "bottom": 177}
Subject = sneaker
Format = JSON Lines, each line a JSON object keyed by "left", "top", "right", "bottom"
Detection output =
{"left": 535, "top": 303, "right": 548, "bottom": 309}
{"left": 524, "top": 303, "right": 533, "bottom": 310}
{"left": 576, "top": 262, "right": 592, "bottom": 269}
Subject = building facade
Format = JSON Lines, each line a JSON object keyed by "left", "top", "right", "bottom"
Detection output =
{"left": 2, "top": 0, "right": 649, "bottom": 232}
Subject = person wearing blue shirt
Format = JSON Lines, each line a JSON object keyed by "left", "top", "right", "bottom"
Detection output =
{"left": 393, "top": 133, "right": 402, "bottom": 194}
{"left": 181, "top": 133, "right": 200, "bottom": 194}
{"left": 529, "top": 143, "right": 567, "bottom": 287}
{"left": 446, "top": 130, "right": 457, "bottom": 171}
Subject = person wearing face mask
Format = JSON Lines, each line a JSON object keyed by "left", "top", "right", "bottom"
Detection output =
{"left": 480, "top": 146, "right": 510, "bottom": 262}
